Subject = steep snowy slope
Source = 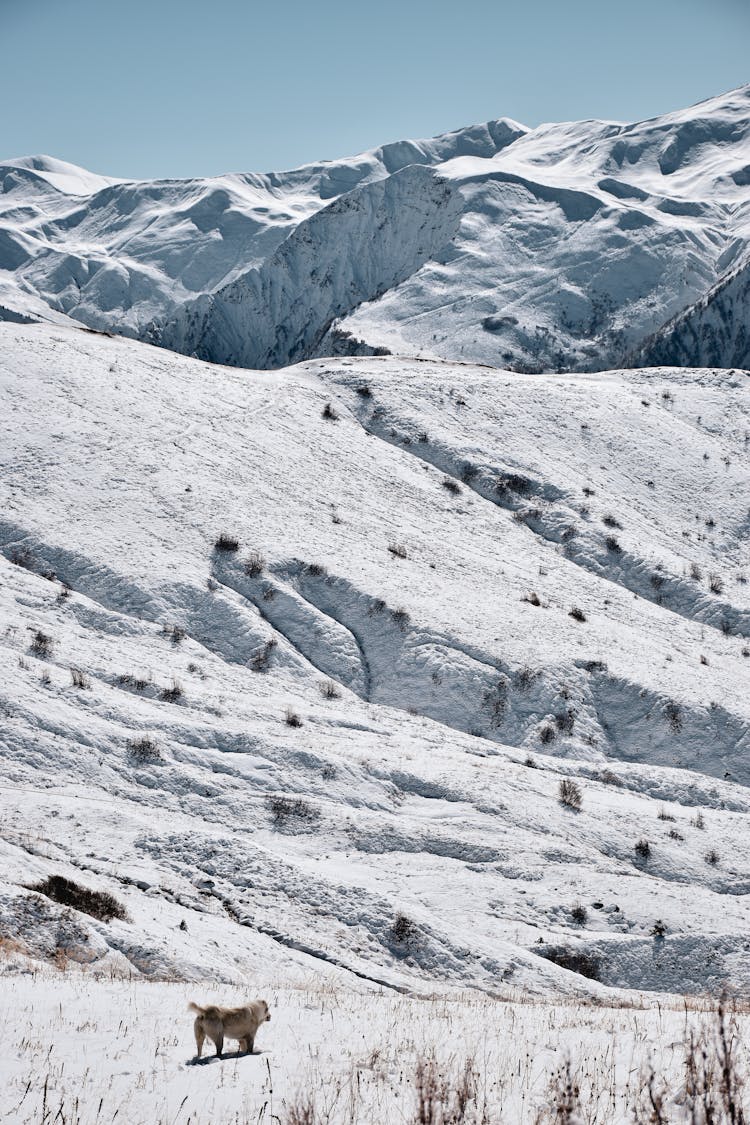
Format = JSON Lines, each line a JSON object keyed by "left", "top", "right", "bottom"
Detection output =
{"left": 1, "top": 324, "right": 749, "bottom": 998}
{"left": 633, "top": 249, "right": 750, "bottom": 369}
{"left": 3, "top": 87, "right": 750, "bottom": 371}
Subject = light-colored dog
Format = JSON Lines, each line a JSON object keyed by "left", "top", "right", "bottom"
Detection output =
{"left": 189, "top": 999, "right": 271, "bottom": 1059}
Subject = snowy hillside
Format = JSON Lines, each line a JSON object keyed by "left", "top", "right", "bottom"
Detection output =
{"left": 3, "top": 86, "right": 750, "bottom": 371}
{"left": 1, "top": 323, "right": 749, "bottom": 1004}
{"left": 633, "top": 249, "right": 750, "bottom": 369}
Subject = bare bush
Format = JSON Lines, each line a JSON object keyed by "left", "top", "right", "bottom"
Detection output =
{"left": 320, "top": 679, "right": 340, "bottom": 700}
{"left": 244, "top": 551, "right": 265, "bottom": 577}
{"left": 322, "top": 402, "right": 339, "bottom": 421}
{"left": 540, "top": 947, "right": 601, "bottom": 981}
{"left": 127, "top": 737, "right": 160, "bottom": 764}
{"left": 283, "top": 1095, "right": 317, "bottom": 1125}
{"left": 267, "top": 796, "right": 320, "bottom": 829}
{"left": 159, "top": 681, "right": 183, "bottom": 703}
{"left": 390, "top": 913, "right": 420, "bottom": 953}
{"left": 635, "top": 838, "right": 651, "bottom": 861}
{"left": 30, "top": 875, "right": 128, "bottom": 922}
{"left": 29, "top": 630, "right": 53, "bottom": 658}
{"left": 250, "top": 638, "right": 277, "bottom": 672}
{"left": 568, "top": 606, "right": 586, "bottom": 622}
{"left": 388, "top": 542, "right": 408, "bottom": 559}
{"left": 559, "top": 779, "right": 582, "bottom": 810}
{"left": 412, "top": 1053, "right": 478, "bottom": 1125}
{"left": 70, "top": 667, "right": 90, "bottom": 689}
{"left": 214, "top": 534, "right": 239, "bottom": 553}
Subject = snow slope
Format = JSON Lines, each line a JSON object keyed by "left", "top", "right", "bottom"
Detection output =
{"left": 3, "top": 86, "right": 750, "bottom": 371}
{"left": 1, "top": 323, "right": 749, "bottom": 1002}
{"left": 633, "top": 249, "right": 750, "bottom": 369}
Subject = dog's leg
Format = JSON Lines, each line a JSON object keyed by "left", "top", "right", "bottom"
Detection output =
{"left": 194, "top": 1020, "right": 205, "bottom": 1059}
{"left": 246, "top": 1035, "right": 255, "bottom": 1054}
{"left": 212, "top": 1031, "right": 224, "bottom": 1058}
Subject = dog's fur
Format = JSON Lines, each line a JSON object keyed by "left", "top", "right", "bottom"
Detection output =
{"left": 189, "top": 999, "right": 271, "bottom": 1059}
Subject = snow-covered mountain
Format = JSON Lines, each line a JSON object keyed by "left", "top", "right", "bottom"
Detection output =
{"left": 633, "top": 249, "right": 750, "bottom": 369}
{"left": 3, "top": 85, "right": 750, "bottom": 372}
{"left": 2, "top": 324, "right": 749, "bottom": 1002}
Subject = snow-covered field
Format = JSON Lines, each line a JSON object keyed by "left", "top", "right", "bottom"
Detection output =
{"left": 2, "top": 969, "right": 748, "bottom": 1124}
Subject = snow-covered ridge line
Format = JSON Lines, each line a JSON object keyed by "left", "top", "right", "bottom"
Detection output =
{"left": 3, "top": 85, "right": 750, "bottom": 370}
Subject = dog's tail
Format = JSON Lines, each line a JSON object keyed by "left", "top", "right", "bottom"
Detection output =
{"left": 188, "top": 1002, "right": 206, "bottom": 1016}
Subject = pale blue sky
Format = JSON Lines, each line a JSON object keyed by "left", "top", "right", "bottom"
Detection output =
{"left": 3, "top": 0, "right": 748, "bottom": 179}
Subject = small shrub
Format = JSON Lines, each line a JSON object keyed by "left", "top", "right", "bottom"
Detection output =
{"left": 285, "top": 708, "right": 303, "bottom": 728}
{"left": 322, "top": 402, "right": 339, "bottom": 421}
{"left": 127, "top": 737, "right": 160, "bottom": 764}
{"left": 57, "top": 582, "right": 72, "bottom": 603}
{"left": 709, "top": 573, "right": 724, "bottom": 595}
{"left": 389, "top": 913, "right": 419, "bottom": 950}
{"left": 515, "top": 665, "right": 539, "bottom": 692}
{"left": 651, "top": 919, "right": 666, "bottom": 938}
{"left": 70, "top": 667, "right": 90, "bottom": 689}
{"left": 602, "top": 514, "right": 623, "bottom": 529}
{"left": 634, "top": 838, "right": 651, "bottom": 861}
{"left": 355, "top": 384, "right": 372, "bottom": 399}
{"left": 598, "top": 769, "right": 622, "bottom": 786}
{"left": 244, "top": 551, "right": 265, "bottom": 577}
{"left": 267, "top": 796, "right": 320, "bottom": 828}
{"left": 664, "top": 701, "right": 682, "bottom": 732}
{"left": 29, "top": 630, "right": 53, "bottom": 658}
{"left": 540, "top": 946, "right": 600, "bottom": 981}
{"left": 30, "top": 875, "right": 127, "bottom": 922}
{"left": 668, "top": 827, "right": 684, "bottom": 841}
{"left": 320, "top": 679, "right": 340, "bottom": 700}
{"left": 159, "top": 681, "right": 183, "bottom": 703}
{"left": 250, "top": 638, "right": 277, "bottom": 672}
{"left": 391, "top": 608, "right": 410, "bottom": 631}
{"left": 117, "top": 673, "right": 148, "bottom": 692}
{"left": 605, "top": 535, "right": 622, "bottom": 554}
{"left": 554, "top": 708, "right": 576, "bottom": 734}
{"left": 10, "top": 546, "right": 35, "bottom": 570}
{"left": 162, "top": 624, "right": 186, "bottom": 646}
{"left": 523, "top": 591, "right": 542, "bottom": 607}
{"left": 524, "top": 755, "right": 537, "bottom": 768}
{"left": 214, "top": 534, "right": 239, "bottom": 553}
{"left": 705, "top": 849, "right": 720, "bottom": 866}
{"left": 559, "top": 779, "right": 582, "bottom": 810}
{"left": 657, "top": 808, "right": 675, "bottom": 821}
{"left": 689, "top": 562, "right": 703, "bottom": 581}
{"left": 691, "top": 811, "right": 706, "bottom": 830}
{"left": 388, "top": 542, "right": 407, "bottom": 559}
{"left": 721, "top": 619, "right": 733, "bottom": 636}
{"left": 568, "top": 606, "right": 586, "bottom": 622}
{"left": 441, "top": 477, "right": 461, "bottom": 496}
{"left": 570, "top": 904, "right": 587, "bottom": 926}
{"left": 539, "top": 724, "right": 556, "bottom": 745}
{"left": 304, "top": 562, "right": 327, "bottom": 578}
{"left": 496, "top": 472, "right": 532, "bottom": 496}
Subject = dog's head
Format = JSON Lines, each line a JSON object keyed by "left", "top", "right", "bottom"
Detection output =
{"left": 258, "top": 999, "right": 271, "bottom": 1022}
